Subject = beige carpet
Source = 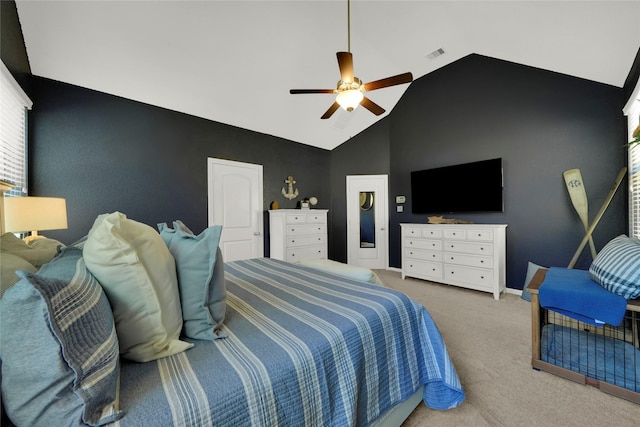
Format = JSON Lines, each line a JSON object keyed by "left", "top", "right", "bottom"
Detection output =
{"left": 373, "top": 269, "right": 640, "bottom": 427}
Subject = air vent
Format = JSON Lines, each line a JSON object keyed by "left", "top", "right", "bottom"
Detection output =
{"left": 426, "top": 48, "right": 445, "bottom": 59}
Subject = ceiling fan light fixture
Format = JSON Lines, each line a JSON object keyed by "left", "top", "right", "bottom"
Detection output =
{"left": 336, "top": 89, "right": 363, "bottom": 111}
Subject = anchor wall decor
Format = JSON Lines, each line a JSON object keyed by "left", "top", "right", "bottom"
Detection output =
{"left": 281, "top": 175, "right": 299, "bottom": 200}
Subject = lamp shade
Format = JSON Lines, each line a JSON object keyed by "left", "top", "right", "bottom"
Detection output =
{"left": 3, "top": 197, "right": 68, "bottom": 233}
{"left": 336, "top": 89, "right": 364, "bottom": 112}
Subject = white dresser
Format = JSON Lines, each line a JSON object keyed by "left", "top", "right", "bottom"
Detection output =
{"left": 269, "top": 209, "right": 328, "bottom": 262}
{"left": 400, "top": 223, "right": 507, "bottom": 300}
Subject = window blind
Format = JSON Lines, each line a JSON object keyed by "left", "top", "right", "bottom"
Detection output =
{"left": 1, "top": 60, "right": 32, "bottom": 197}
{"left": 624, "top": 78, "right": 640, "bottom": 239}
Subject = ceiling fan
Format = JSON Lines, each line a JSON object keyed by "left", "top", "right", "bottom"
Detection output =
{"left": 289, "top": 0, "right": 413, "bottom": 120}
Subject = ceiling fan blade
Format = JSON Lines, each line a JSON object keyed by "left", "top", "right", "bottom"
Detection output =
{"left": 321, "top": 102, "right": 341, "bottom": 119}
{"left": 290, "top": 89, "right": 335, "bottom": 94}
{"left": 337, "top": 52, "right": 354, "bottom": 82}
{"left": 360, "top": 96, "right": 385, "bottom": 116}
{"left": 363, "top": 72, "right": 413, "bottom": 92}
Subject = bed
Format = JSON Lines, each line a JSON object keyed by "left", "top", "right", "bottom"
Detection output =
{"left": 0, "top": 213, "right": 465, "bottom": 426}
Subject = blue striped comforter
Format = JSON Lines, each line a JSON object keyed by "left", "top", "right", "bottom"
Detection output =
{"left": 115, "top": 258, "right": 464, "bottom": 426}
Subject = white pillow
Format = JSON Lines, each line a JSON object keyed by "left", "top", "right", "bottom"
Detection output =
{"left": 83, "top": 212, "right": 192, "bottom": 362}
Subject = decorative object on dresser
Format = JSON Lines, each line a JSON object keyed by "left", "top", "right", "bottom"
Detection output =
{"left": 401, "top": 223, "right": 507, "bottom": 300}
{"left": 269, "top": 209, "right": 328, "bottom": 262}
{"left": 427, "top": 216, "right": 473, "bottom": 224}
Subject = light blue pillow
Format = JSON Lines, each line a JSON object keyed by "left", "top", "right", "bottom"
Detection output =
{"left": 0, "top": 247, "right": 123, "bottom": 426}
{"left": 158, "top": 221, "right": 226, "bottom": 341}
{"left": 589, "top": 235, "right": 640, "bottom": 300}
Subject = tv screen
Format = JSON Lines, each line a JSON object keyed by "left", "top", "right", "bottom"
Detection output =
{"left": 411, "top": 158, "right": 503, "bottom": 214}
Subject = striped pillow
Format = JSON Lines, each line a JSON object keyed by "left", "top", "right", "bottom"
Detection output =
{"left": 0, "top": 247, "right": 123, "bottom": 426}
{"left": 589, "top": 235, "right": 640, "bottom": 300}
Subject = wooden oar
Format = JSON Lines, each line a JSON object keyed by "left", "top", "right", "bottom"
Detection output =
{"left": 567, "top": 167, "right": 627, "bottom": 268}
{"left": 563, "top": 168, "right": 597, "bottom": 260}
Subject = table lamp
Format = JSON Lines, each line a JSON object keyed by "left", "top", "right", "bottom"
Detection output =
{"left": 3, "top": 196, "right": 68, "bottom": 241}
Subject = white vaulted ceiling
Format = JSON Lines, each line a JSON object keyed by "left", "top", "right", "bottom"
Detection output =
{"left": 15, "top": 1, "right": 640, "bottom": 150}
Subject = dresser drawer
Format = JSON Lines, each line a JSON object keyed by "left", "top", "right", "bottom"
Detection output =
{"left": 287, "top": 224, "right": 326, "bottom": 236}
{"left": 466, "top": 229, "right": 494, "bottom": 241}
{"left": 443, "top": 229, "right": 465, "bottom": 240}
{"left": 445, "top": 265, "right": 493, "bottom": 288}
{"left": 287, "top": 235, "right": 325, "bottom": 247}
{"left": 405, "top": 238, "right": 442, "bottom": 251}
{"left": 444, "top": 253, "right": 493, "bottom": 268}
{"left": 286, "top": 245, "right": 326, "bottom": 261}
{"left": 404, "top": 259, "right": 443, "bottom": 279}
{"left": 422, "top": 228, "right": 442, "bottom": 239}
{"left": 285, "top": 213, "right": 307, "bottom": 224}
{"left": 404, "top": 247, "right": 442, "bottom": 262}
{"left": 306, "top": 213, "right": 326, "bottom": 223}
{"left": 403, "top": 227, "right": 424, "bottom": 238}
{"left": 444, "top": 240, "right": 493, "bottom": 256}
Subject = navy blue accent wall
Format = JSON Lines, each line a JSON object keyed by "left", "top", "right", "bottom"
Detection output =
{"left": 27, "top": 77, "right": 331, "bottom": 248}
{"left": 332, "top": 54, "right": 629, "bottom": 290}
{"left": 329, "top": 118, "right": 391, "bottom": 262}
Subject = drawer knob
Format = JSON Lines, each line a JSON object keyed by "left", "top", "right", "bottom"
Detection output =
{"left": 481, "top": 247, "right": 484, "bottom": 251}
{"left": 292, "top": 240, "right": 295, "bottom": 243}
{"left": 481, "top": 276, "right": 485, "bottom": 279}
{"left": 432, "top": 268, "right": 436, "bottom": 272}
{"left": 480, "top": 260, "right": 484, "bottom": 263}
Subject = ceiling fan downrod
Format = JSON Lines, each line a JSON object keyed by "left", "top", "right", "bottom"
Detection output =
{"left": 347, "top": 0, "right": 351, "bottom": 53}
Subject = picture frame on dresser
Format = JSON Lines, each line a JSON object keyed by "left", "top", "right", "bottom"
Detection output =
{"left": 400, "top": 223, "right": 507, "bottom": 300}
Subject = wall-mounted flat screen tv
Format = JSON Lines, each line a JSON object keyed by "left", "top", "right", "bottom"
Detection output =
{"left": 411, "top": 158, "right": 503, "bottom": 214}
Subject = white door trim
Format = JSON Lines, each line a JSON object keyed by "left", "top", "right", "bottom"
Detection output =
{"left": 346, "top": 174, "right": 389, "bottom": 269}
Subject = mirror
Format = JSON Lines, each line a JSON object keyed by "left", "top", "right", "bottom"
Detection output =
{"left": 359, "top": 191, "right": 375, "bottom": 248}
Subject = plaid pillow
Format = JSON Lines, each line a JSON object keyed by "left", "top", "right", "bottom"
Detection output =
{"left": 0, "top": 247, "right": 123, "bottom": 426}
{"left": 589, "top": 235, "right": 640, "bottom": 300}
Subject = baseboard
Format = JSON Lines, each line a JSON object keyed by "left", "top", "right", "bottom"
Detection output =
{"left": 505, "top": 288, "right": 523, "bottom": 296}
{"left": 380, "top": 267, "right": 523, "bottom": 297}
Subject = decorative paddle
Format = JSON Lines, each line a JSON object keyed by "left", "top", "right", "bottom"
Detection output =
{"left": 563, "top": 168, "right": 597, "bottom": 260}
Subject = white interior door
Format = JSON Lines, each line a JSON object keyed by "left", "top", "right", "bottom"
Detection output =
{"left": 208, "top": 158, "right": 263, "bottom": 261}
{"left": 346, "top": 175, "right": 388, "bottom": 269}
